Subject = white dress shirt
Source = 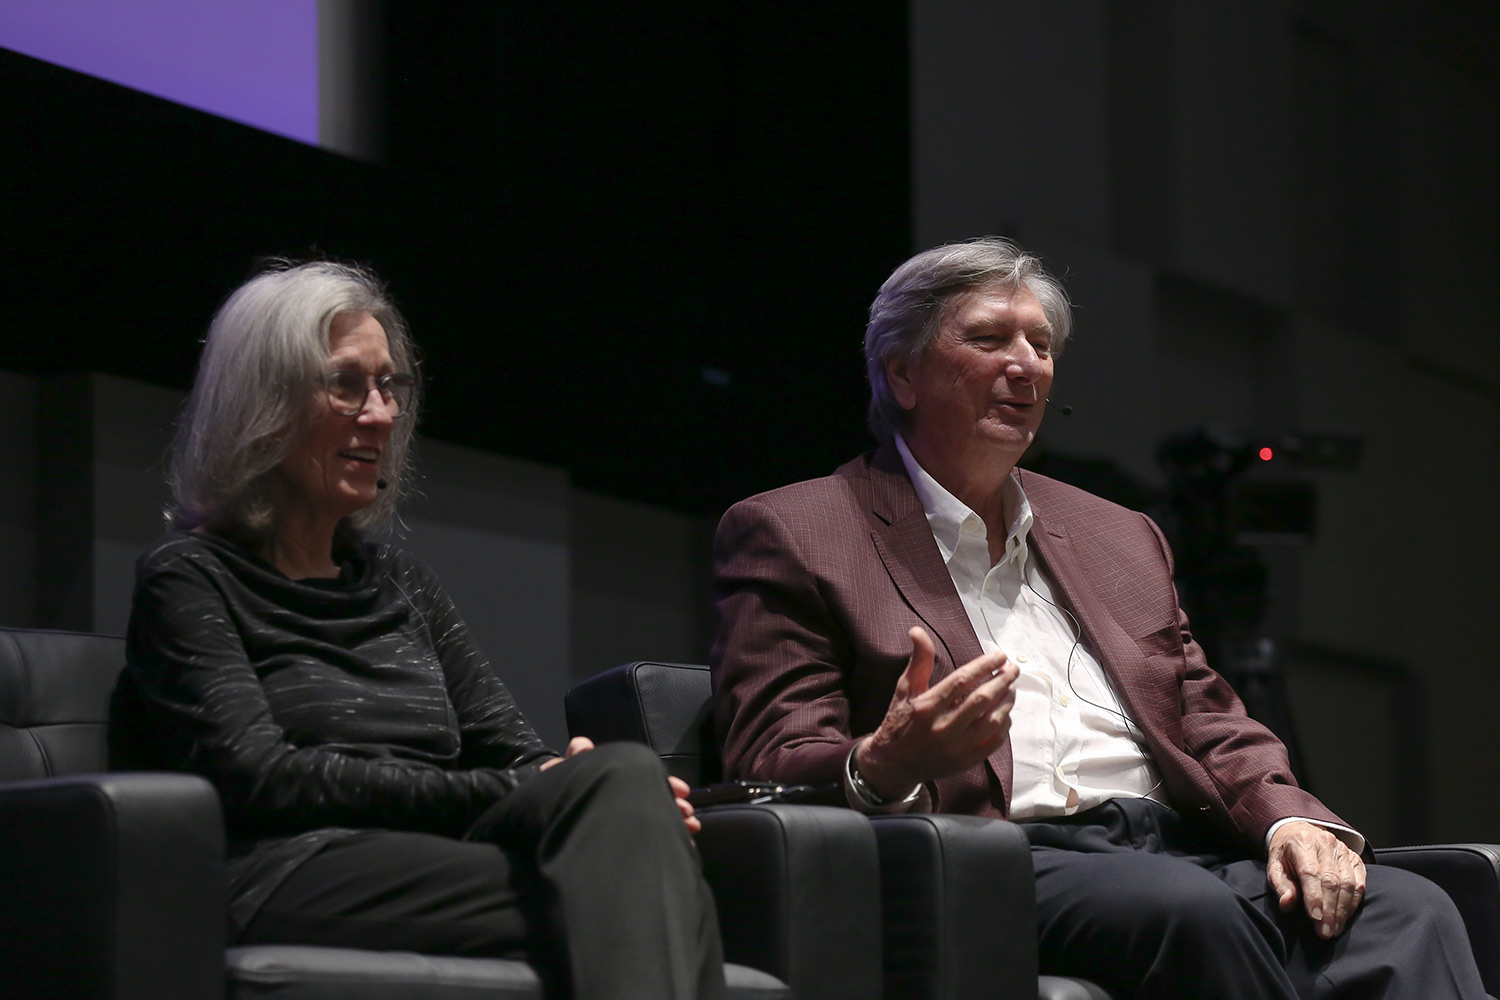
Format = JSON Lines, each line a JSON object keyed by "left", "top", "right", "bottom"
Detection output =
{"left": 894, "top": 435, "right": 1165, "bottom": 819}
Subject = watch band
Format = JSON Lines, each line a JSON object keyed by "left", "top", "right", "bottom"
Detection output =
{"left": 846, "top": 739, "right": 923, "bottom": 810}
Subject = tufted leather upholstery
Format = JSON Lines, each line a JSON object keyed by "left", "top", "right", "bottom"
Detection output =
{"left": 0, "top": 627, "right": 121, "bottom": 781}
{"left": 563, "top": 660, "right": 721, "bottom": 786}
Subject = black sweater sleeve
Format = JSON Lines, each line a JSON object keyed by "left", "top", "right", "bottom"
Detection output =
{"left": 388, "top": 553, "right": 556, "bottom": 771}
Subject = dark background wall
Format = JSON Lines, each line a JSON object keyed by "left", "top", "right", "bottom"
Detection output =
{"left": 3, "top": 0, "right": 1497, "bottom": 843}
{"left": 907, "top": 0, "right": 1499, "bottom": 845}
{"left": 3, "top": 3, "right": 909, "bottom": 514}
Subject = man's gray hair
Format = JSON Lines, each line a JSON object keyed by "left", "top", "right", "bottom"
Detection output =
{"left": 864, "top": 237, "right": 1073, "bottom": 441}
{"left": 167, "top": 259, "right": 420, "bottom": 538}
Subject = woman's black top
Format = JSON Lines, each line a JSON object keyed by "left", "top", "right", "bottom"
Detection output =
{"left": 122, "top": 530, "right": 556, "bottom": 936}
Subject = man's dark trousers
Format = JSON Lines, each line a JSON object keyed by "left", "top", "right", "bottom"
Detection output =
{"left": 1023, "top": 798, "right": 1485, "bottom": 999}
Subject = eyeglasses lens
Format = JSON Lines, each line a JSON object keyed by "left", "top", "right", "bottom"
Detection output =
{"left": 328, "top": 372, "right": 414, "bottom": 416}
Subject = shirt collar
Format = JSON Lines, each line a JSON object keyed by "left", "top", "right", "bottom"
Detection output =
{"left": 893, "top": 433, "right": 1034, "bottom": 565}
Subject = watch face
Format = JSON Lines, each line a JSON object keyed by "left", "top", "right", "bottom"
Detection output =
{"left": 848, "top": 748, "right": 920, "bottom": 808}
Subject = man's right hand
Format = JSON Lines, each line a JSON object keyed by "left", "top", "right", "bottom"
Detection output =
{"left": 854, "top": 626, "right": 1018, "bottom": 800}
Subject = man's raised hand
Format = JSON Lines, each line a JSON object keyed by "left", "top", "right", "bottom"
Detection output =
{"left": 854, "top": 626, "right": 1017, "bottom": 800}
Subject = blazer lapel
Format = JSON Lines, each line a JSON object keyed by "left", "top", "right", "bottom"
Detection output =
{"left": 865, "top": 445, "right": 983, "bottom": 677}
{"left": 1025, "top": 504, "right": 1183, "bottom": 751}
{"left": 863, "top": 444, "right": 1012, "bottom": 807}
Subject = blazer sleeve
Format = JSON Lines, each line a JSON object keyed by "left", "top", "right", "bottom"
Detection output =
{"left": 710, "top": 497, "right": 862, "bottom": 790}
{"left": 1137, "top": 513, "right": 1353, "bottom": 843}
{"left": 126, "top": 552, "right": 549, "bottom": 838}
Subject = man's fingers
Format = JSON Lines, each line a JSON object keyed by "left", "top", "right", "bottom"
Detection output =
{"left": 900, "top": 627, "right": 937, "bottom": 697}
{"left": 1342, "top": 874, "right": 1366, "bottom": 934}
{"left": 1265, "top": 855, "right": 1299, "bottom": 912}
{"left": 1329, "top": 876, "right": 1355, "bottom": 936}
{"left": 943, "top": 664, "right": 1016, "bottom": 730}
{"left": 1298, "top": 862, "right": 1328, "bottom": 926}
{"left": 1294, "top": 839, "right": 1343, "bottom": 934}
{"left": 927, "top": 650, "right": 1010, "bottom": 707}
{"left": 987, "top": 689, "right": 1016, "bottom": 731}
{"left": 1328, "top": 851, "right": 1365, "bottom": 937}
{"left": 1300, "top": 839, "right": 1362, "bottom": 938}
{"left": 974, "top": 663, "right": 1018, "bottom": 704}
{"left": 977, "top": 700, "right": 1014, "bottom": 751}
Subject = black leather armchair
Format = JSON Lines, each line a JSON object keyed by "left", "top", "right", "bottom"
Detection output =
{"left": 1374, "top": 843, "right": 1500, "bottom": 992}
{"left": 0, "top": 627, "right": 882, "bottom": 1000}
{"left": 565, "top": 660, "right": 1111, "bottom": 1000}
{"left": 565, "top": 660, "right": 1500, "bottom": 1000}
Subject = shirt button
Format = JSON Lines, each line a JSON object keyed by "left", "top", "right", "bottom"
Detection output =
{"left": 1016, "top": 652, "right": 1029, "bottom": 663}
{"left": 1059, "top": 694, "right": 1070, "bottom": 707}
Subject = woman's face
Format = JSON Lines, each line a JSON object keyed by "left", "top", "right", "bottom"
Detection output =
{"left": 278, "top": 311, "right": 397, "bottom": 525}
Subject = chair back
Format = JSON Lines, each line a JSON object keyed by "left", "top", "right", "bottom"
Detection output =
{"left": 565, "top": 661, "right": 722, "bottom": 786}
{"left": 0, "top": 627, "right": 126, "bottom": 782}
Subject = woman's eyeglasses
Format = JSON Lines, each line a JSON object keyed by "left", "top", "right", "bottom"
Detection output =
{"left": 324, "top": 371, "right": 417, "bottom": 417}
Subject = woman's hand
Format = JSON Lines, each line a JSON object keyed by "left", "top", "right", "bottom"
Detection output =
{"left": 540, "top": 736, "right": 595, "bottom": 770}
{"left": 540, "top": 738, "right": 699, "bottom": 834}
{"left": 669, "top": 775, "right": 701, "bottom": 835}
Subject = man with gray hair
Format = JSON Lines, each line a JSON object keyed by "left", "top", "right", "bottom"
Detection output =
{"left": 710, "top": 238, "right": 1485, "bottom": 998}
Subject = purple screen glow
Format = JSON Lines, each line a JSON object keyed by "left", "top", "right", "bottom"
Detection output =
{"left": 0, "top": 0, "right": 319, "bottom": 146}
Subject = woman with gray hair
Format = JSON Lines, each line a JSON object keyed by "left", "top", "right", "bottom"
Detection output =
{"left": 120, "top": 260, "right": 725, "bottom": 1000}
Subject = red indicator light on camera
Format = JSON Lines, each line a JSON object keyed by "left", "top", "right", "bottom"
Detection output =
{"left": 1258, "top": 447, "right": 1274, "bottom": 462}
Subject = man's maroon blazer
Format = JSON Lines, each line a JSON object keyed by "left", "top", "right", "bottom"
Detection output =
{"left": 710, "top": 442, "right": 1348, "bottom": 850}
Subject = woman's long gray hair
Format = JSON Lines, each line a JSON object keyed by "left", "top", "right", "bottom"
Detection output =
{"left": 167, "top": 259, "right": 420, "bottom": 539}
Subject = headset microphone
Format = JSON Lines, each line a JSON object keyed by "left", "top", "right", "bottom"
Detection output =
{"left": 376, "top": 478, "right": 389, "bottom": 490}
{"left": 1046, "top": 398, "right": 1074, "bottom": 417}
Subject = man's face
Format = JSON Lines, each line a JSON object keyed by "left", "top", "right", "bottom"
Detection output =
{"left": 886, "top": 281, "right": 1054, "bottom": 469}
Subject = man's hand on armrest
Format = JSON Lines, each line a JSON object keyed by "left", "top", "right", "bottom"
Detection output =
{"left": 854, "top": 626, "right": 1017, "bottom": 800}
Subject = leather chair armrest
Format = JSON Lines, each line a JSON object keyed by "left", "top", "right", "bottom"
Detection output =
{"left": 870, "top": 815, "right": 1115, "bottom": 1000}
{"left": 1037, "top": 976, "right": 1115, "bottom": 1000}
{"left": 697, "top": 803, "right": 881, "bottom": 1000}
{"left": 870, "top": 814, "right": 1037, "bottom": 1000}
{"left": 1375, "top": 843, "right": 1500, "bottom": 996}
{"left": 0, "top": 772, "right": 226, "bottom": 1000}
